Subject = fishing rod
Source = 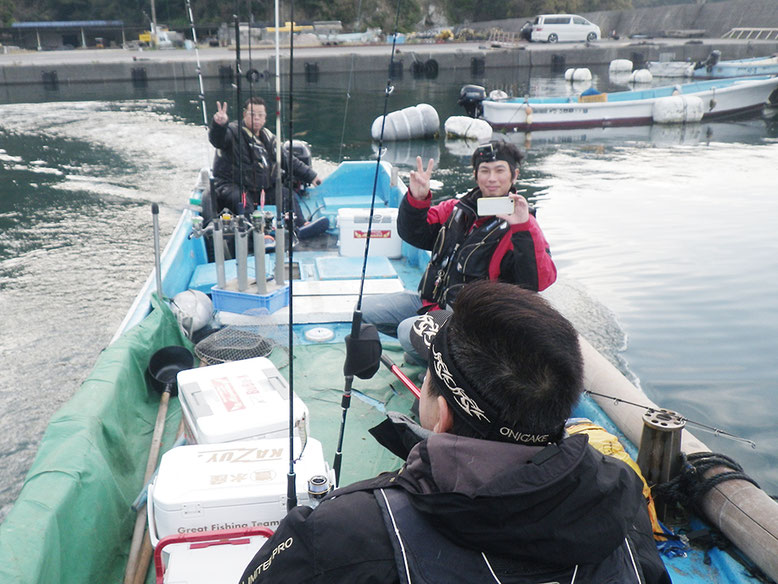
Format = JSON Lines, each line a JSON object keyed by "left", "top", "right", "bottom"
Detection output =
{"left": 183, "top": 0, "right": 209, "bottom": 157}
{"left": 272, "top": 0, "right": 286, "bottom": 284}
{"left": 284, "top": 0, "right": 298, "bottom": 513}
{"left": 332, "top": 0, "right": 406, "bottom": 487}
{"left": 184, "top": 0, "right": 227, "bottom": 288}
{"left": 381, "top": 355, "right": 421, "bottom": 399}
{"left": 584, "top": 390, "right": 756, "bottom": 448}
{"left": 234, "top": 14, "right": 246, "bottom": 214}
{"left": 337, "top": 54, "right": 356, "bottom": 164}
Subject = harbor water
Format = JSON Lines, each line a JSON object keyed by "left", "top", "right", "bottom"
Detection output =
{"left": 1, "top": 65, "right": 777, "bottom": 522}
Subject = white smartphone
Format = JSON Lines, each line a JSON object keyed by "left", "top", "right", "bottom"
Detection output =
{"left": 477, "top": 196, "right": 514, "bottom": 216}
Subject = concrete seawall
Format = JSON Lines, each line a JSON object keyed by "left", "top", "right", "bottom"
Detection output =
{"left": 2, "top": 37, "right": 777, "bottom": 87}
{"left": 1, "top": 0, "right": 777, "bottom": 87}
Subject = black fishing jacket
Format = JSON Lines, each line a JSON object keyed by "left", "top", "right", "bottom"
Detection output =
{"left": 236, "top": 433, "right": 671, "bottom": 584}
{"left": 208, "top": 121, "right": 316, "bottom": 208}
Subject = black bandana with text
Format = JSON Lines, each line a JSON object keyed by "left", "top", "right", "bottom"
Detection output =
{"left": 428, "top": 323, "right": 564, "bottom": 446}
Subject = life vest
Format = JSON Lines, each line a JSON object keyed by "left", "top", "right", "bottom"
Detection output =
{"left": 417, "top": 188, "right": 510, "bottom": 308}
{"left": 242, "top": 126, "right": 278, "bottom": 191}
{"left": 374, "top": 486, "right": 648, "bottom": 584}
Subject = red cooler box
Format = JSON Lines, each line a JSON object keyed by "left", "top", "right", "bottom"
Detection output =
{"left": 177, "top": 357, "right": 309, "bottom": 444}
{"left": 148, "top": 437, "right": 332, "bottom": 546}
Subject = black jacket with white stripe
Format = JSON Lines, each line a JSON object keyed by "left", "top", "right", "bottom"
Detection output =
{"left": 237, "top": 432, "right": 671, "bottom": 584}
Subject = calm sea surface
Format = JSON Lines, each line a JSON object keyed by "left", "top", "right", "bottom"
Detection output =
{"left": 1, "top": 64, "right": 777, "bottom": 521}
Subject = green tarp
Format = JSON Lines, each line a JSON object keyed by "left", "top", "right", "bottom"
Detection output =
{"left": 0, "top": 297, "right": 191, "bottom": 583}
{"left": 0, "top": 297, "right": 418, "bottom": 583}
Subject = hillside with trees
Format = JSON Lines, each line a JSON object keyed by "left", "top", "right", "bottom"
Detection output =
{"left": 2, "top": 0, "right": 713, "bottom": 32}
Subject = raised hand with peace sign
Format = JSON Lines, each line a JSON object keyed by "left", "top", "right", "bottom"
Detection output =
{"left": 409, "top": 156, "right": 434, "bottom": 201}
{"left": 213, "top": 101, "right": 229, "bottom": 126}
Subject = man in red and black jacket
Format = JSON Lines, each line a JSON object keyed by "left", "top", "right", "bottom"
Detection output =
{"left": 362, "top": 140, "right": 556, "bottom": 362}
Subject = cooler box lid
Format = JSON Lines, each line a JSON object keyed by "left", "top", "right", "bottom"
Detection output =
{"left": 336, "top": 207, "right": 398, "bottom": 223}
{"left": 152, "top": 437, "right": 327, "bottom": 509}
{"left": 177, "top": 357, "right": 308, "bottom": 443}
{"left": 162, "top": 534, "right": 269, "bottom": 583}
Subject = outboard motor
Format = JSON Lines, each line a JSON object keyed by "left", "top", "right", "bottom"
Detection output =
{"left": 283, "top": 139, "right": 312, "bottom": 168}
{"left": 282, "top": 139, "right": 314, "bottom": 188}
{"left": 695, "top": 49, "right": 721, "bottom": 72}
{"left": 458, "top": 84, "right": 486, "bottom": 118}
{"left": 705, "top": 50, "right": 721, "bottom": 72}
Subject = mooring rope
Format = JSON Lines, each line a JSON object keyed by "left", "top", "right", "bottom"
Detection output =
{"left": 653, "top": 451, "right": 761, "bottom": 515}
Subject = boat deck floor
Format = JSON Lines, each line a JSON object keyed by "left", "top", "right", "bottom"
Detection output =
{"left": 192, "top": 250, "right": 423, "bottom": 327}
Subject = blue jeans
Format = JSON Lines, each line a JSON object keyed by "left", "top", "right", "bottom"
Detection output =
{"left": 360, "top": 291, "right": 426, "bottom": 363}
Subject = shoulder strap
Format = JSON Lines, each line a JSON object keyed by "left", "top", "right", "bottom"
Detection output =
{"left": 259, "top": 127, "right": 277, "bottom": 154}
{"left": 320, "top": 471, "right": 399, "bottom": 504}
{"left": 374, "top": 488, "right": 502, "bottom": 584}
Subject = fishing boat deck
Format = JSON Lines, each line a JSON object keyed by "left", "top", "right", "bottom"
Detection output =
{"left": 193, "top": 249, "right": 424, "bottom": 329}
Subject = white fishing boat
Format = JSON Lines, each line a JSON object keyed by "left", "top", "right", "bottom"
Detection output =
{"left": 494, "top": 118, "right": 776, "bottom": 150}
{"left": 469, "top": 76, "right": 778, "bottom": 131}
{"left": 647, "top": 51, "right": 778, "bottom": 79}
{"left": 692, "top": 53, "right": 778, "bottom": 79}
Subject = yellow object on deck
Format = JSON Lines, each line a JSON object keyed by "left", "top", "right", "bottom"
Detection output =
{"left": 567, "top": 420, "right": 665, "bottom": 540}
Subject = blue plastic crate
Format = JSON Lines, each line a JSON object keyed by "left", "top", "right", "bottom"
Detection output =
{"left": 210, "top": 285, "right": 289, "bottom": 314}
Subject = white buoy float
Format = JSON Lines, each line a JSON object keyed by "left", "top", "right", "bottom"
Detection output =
{"left": 608, "top": 59, "right": 633, "bottom": 73}
{"left": 609, "top": 71, "right": 632, "bottom": 86}
{"left": 371, "top": 103, "right": 439, "bottom": 141}
{"left": 171, "top": 290, "right": 213, "bottom": 334}
{"left": 564, "top": 67, "right": 592, "bottom": 81}
{"left": 652, "top": 95, "right": 705, "bottom": 124}
{"left": 443, "top": 116, "right": 493, "bottom": 142}
{"left": 630, "top": 69, "right": 653, "bottom": 84}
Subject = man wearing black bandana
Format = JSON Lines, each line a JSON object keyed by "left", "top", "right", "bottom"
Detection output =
{"left": 237, "top": 281, "right": 671, "bottom": 584}
{"left": 361, "top": 139, "right": 557, "bottom": 363}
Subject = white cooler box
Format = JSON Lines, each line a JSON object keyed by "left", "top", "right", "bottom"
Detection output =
{"left": 177, "top": 357, "right": 309, "bottom": 445}
{"left": 337, "top": 207, "right": 401, "bottom": 258}
{"left": 148, "top": 437, "right": 332, "bottom": 546}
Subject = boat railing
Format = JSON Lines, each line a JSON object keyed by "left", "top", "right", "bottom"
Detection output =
{"left": 487, "top": 29, "right": 520, "bottom": 46}
{"left": 722, "top": 27, "right": 778, "bottom": 41}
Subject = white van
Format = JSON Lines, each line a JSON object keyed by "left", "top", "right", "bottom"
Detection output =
{"left": 530, "top": 14, "right": 601, "bottom": 43}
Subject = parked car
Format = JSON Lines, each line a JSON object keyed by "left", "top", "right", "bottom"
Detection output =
{"left": 530, "top": 14, "right": 601, "bottom": 43}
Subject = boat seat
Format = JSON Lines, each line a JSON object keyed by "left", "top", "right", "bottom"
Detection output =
{"left": 190, "top": 253, "right": 405, "bottom": 323}
{"left": 217, "top": 278, "right": 406, "bottom": 324}
{"left": 315, "top": 256, "right": 398, "bottom": 280}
